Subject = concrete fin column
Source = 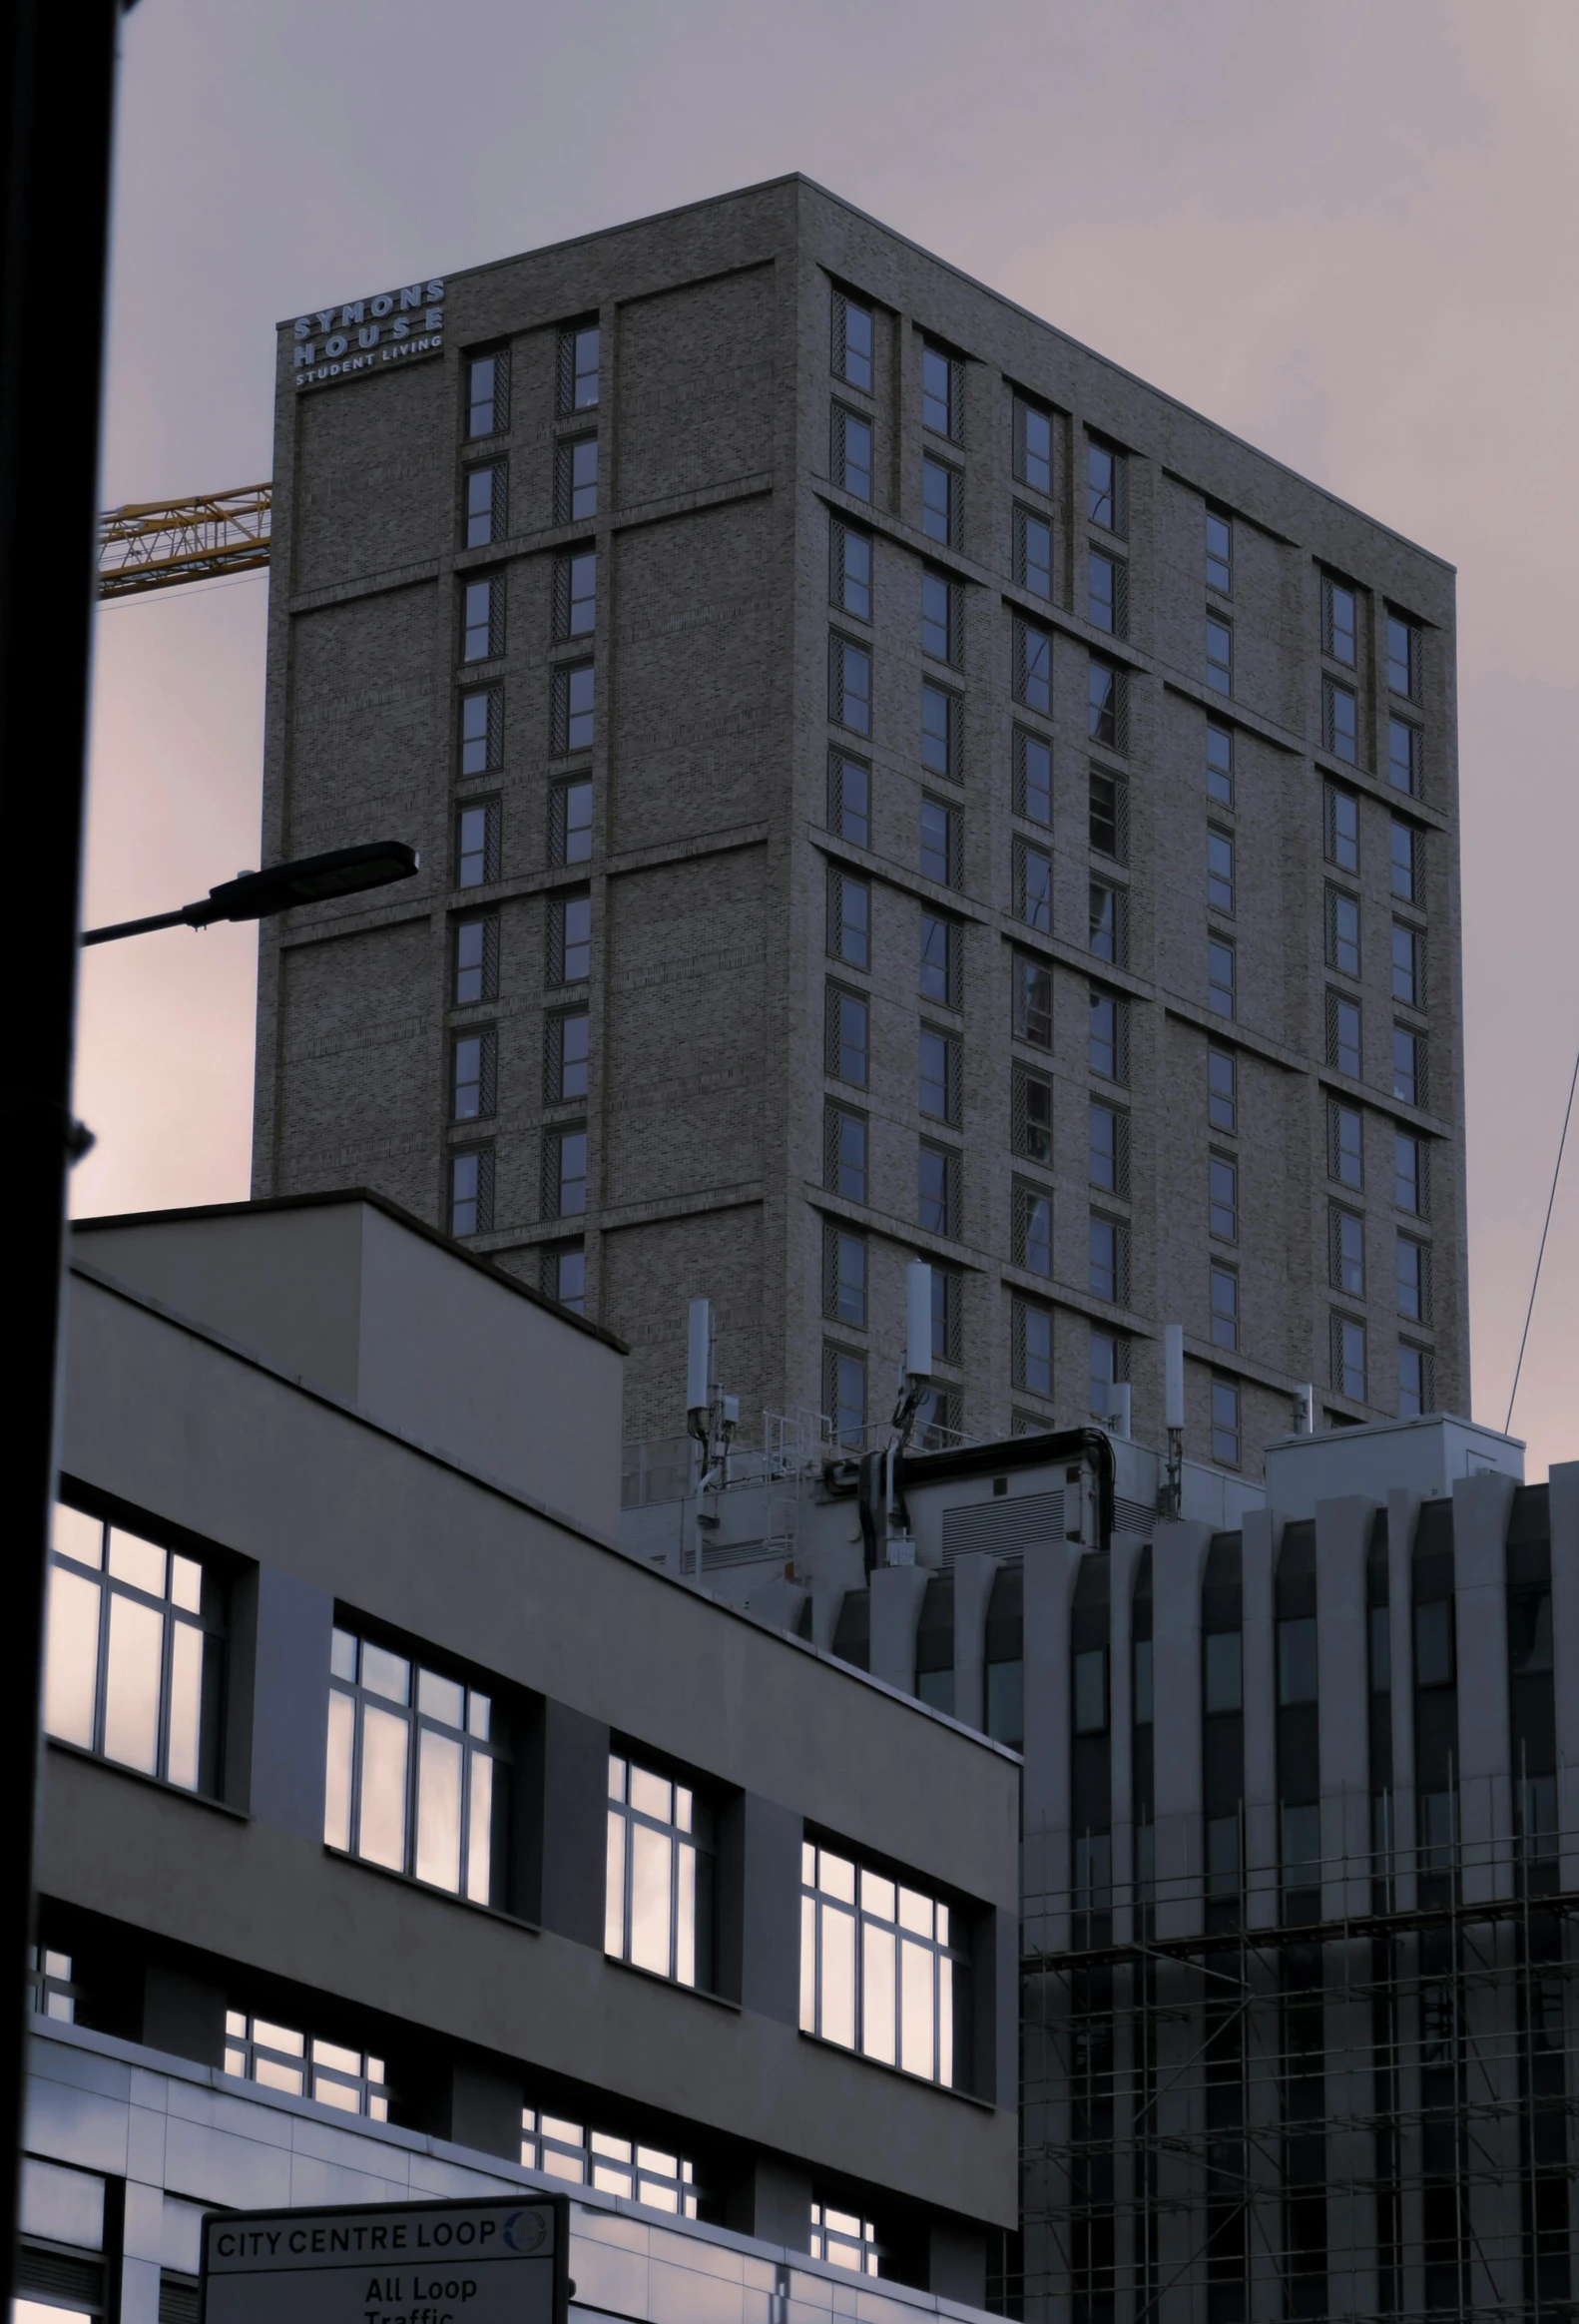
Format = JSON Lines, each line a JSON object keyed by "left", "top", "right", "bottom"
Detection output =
{"left": 1150, "top": 1520, "right": 1214, "bottom": 1940}
{"left": 1241, "top": 1508, "right": 1280, "bottom": 1930}
{"left": 1385, "top": 1488, "right": 1421, "bottom": 1911}
{"left": 1108, "top": 1534, "right": 1142, "bottom": 1945}
{"left": 1548, "top": 1462, "right": 1579, "bottom": 1889}
{"left": 1452, "top": 1469, "right": 1516, "bottom": 1904}
{"left": 868, "top": 1563, "right": 929, "bottom": 1695}
{"left": 1314, "top": 1495, "right": 1374, "bottom": 1920}
{"left": 1023, "top": 1539, "right": 1088, "bottom": 1954}
{"left": 951, "top": 1549, "right": 999, "bottom": 1734}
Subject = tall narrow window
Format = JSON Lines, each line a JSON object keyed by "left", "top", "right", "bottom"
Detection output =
{"left": 919, "top": 912, "right": 961, "bottom": 1007}
{"left": 824, "top": 1104, "right": 867, "bottom": 1202}
{"left": 921, "top": 570, "right": 960, "bottom": 663}
{"left": 1322, "top": 578, "right": 1357, "bottom": 666}
{"left": 918, "top": 1027, "right": 959, "bottom": 1124}
{"left": 1394, "top": 1131, "right": 1426, "bottom": 1215}
{"left": 1211, "top": 1379, "right": 1241, "bottom": 1466}
{"left": 1088, "top": 658, "right": 1127, "bottom": 751}
{"left": 549, "top": 779, "right": 593, "bottom": 867}
{"left": 554, "top": 435, "right": 598, "bottom": 524}
{"left": 1210, "top": 1265, "right": 1239, "bottom": 1351}
{"left": 1017, "top": 402, "right": 1053, "bottom": 495}
{"left": 1329, "top": 1100, "right": 1364, "bottom": 1190}
{"left": 1087, "top": 442, "right": 1125, "bottom": 533}
{"left": 1205, "top": 508, "right": 1232, "bottom": 593}
{"left": 830, "top": 635, "right": 872, "bottom": 737}
{"left": 449, "top": 1148, "right": 494, "bottom": 1237}
{"left": 823, "top": 1346, "right": 867, "bottom": 1447}
{"left": 1386, "top": 614, "right": 1420, "bottom": 701}
{"left": 45, "top": 1508, "right": 223, "bottom": 1793}
{"left": 554, "top": 549, "right": 597, "bottom": 639}
{"left": 1210, "top": 1151, "right": 1239, "bottom": 1242}
{"left": 1090, "top": 881, "right": 1125, "bottom": 966}
{"left": 467, "top": 351, "right": 506, "bottom": 439}
{"left": 1089, "top": 1213, "right": 1127, "bottom": 1304}
{"left": 1325, "top": 992, "right": 1362, "bottom": 1078}
{"left": 1387, "top": 719, "right": 1421, "bottom": 796}
{"left": 548, "top": 893, "right": 592, "bottom": 985}
{"left": 1397, "top": 1345, "right": 1433, "bottom": 1419}
{"left": 929, "top": 1267, "right": 961, "bottom": 1366}
{"left": 917, "top": 1142, "right": 959, "bottom": 1237}
{"left": 1208, "top": 1047, "right": 1237, "bottom": 1132}
{"left": 798, "top": 1841, "right": 965, "bottom": 2087}
{"left": 1089, "top": 770, "right": 1125, "bottom": 862}
{"left": 1393, "top": 1025, "right": 1426, "bottom": 1110}
{"left": 456, "top": 801, "right": 500, "bottom": 888}
{"left": 1207, "top": 827, "right": 1235, "bottom": 912}
{"left": 1016, "top": 841, "right": 1052, "bottom": 934}
{"left": 822, "top": 1223, "right": 867, "bottom": 1328}
{"left": 832, "top": 407, "right": 873, "bottom": 502}
{"left": 546, "top": 1010, "right": 590, "bottom": 1104}
{"left": 920, "top": 795, "right": 960, "bottom": 885}
{"left": 921, "top": 345, "right": 962, "bottom": 440}
{"left": 831, "top": 521, "right": 873, "bottom": 622}
{"left": 825, "top": 985, "right": 869, "bottom": 1086}
{"left": 826, "top": 866, "right": 870, "bottom": 969}
{"left": 1012, "top": 1065, "right": 1053, "bottom": 1164}
{"left": 1014, "top": 507, "right": 1053, "bottom": 600}
{"left": 1013, "top": 1183, "right": 1053, "bottom": 1277}
{"left": 828, "top": 752, "right": 871, "bottom": 848}
{"left": 543, "top": 1125, "right": 588, "bottom": 1220}
{"left": 1331, "top": 1314, "right": 1367, "bottom": 1403}
{"left": 1014, "top": 619, "right": 1052, "bottom": 715}
{"left": 1323, "top": 679, "right": 1358, "bottom": 765}
{"left": 1206, "top": 720, "right": 1234, "bottom": 807}
{"left": 1396, "top": 1235, "right": 1430, "bottom": 1322}
{"left": 1324, "top": 785, "right": 1358, "bottom": 872}
{"left": 324, "top": 1627, "right": 505, "bottom": 1905}
{"left": 1329, "top": 1207, "right": 1365, "bottom": 1298}
{"left": 833, "top": 291, "right": 873, "bottom": 392}
{"left": 1016, "top": 957, "right": 1053, "bottom": 1049}
{"left": 558, "top": 323, "right": 600, "bottom": 413}
{"left": 463, "top": 462, "right": 506, "bottom": 550}
{"left": 1391, "top": 921, "right": 1422, "bottom": 1008}
{"left": 1325, "top": 887, "right": 1361, "bottom": 977}
{"left": 921, "top": 683, "right": 962, "bottom": 781}
{"left": 461, "top": 575, "right": 503, "bottom": 664}
{"left": 1205, "top": 616, "right": 1233, "bottom": 696}
{"left": 1208, "top": 934, "right": 1236, "bottom": 1018}
{"left": 543, "top": 1244, "right": 585, "bottom": 1316}
{"left": 458, "top": 688, "right": 502, "bottom": 779}
{"left": 1389, "top": 819, "right": 1419, "bottom": 902}
{"left": 552, "top": 664, "right": 595, "bottom": 754}
{"left": 606, "top": 1754, "right": 713, "bottom": 1990}
{"left": 921, "top": 456, "right": 960, "bottom": 546}
{"left": 1089, "top": 1101, "right": 1126, "bottom": 1195}
{"left": 1015, "top": 730, "right": 1052, "bottom": 825}
{"left": 1089, "top": 988, "right": 1126, "bottom": 1081}
{"left": 1088, "top": 551, "right": 1127, "bottom": 638}
{"left": 453, "top": 916, "right": 498, "bottom": 1007}
{"left": 451, "top": 1028, "right": 496, "bottom": 1122}
{"left": 1012, "top": 1300, "right": 1054, "bottom": 1397}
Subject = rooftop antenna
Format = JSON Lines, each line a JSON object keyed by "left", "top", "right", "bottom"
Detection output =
{"left": 860, "top": 1263, "right": 933, "bottom": 1571}
{"left": 685, "top": 1298, "right": 738, "bottom": 1583}
{"left": 1162, "top": 1323, "right": 1184, "bottom": 1521}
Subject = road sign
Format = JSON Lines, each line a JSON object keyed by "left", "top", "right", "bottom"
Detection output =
{"left": 201, "top": 2197, "right": 568, "bottom": 2324}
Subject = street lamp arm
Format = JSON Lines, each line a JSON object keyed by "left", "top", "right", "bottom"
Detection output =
{"left": 81, "top": 840, "right": 420, "bottom": 945}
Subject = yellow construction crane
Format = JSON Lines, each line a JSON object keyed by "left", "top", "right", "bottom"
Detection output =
{"left": 98, "top": 483, "right": 271, "bottom": 600}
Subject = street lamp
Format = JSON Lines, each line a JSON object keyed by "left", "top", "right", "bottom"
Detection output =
{"left": 81, "top": 839, "right": 419, "bottom": 945}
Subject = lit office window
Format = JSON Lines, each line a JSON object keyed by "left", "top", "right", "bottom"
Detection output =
{"left": 324, "top": 1629, "right": 505, "bottom": 1906}
{"left": 798, "top": 1841, "right": 965, "bottom": 2086}
{"left": 44, "top": 1506, "right": 222, "bottom": 1794}
{"left": 810, "top": 2205, "right": 880, "bottom": 2277}
{"left": 224, "top": 2012, "right": 387, "bottom": 2119}
{"left": 520, "top": 2109, "right": 698, "bottom": 2215}
{"left": 606, "top": 1755, "right": 713, "bottom": 1989}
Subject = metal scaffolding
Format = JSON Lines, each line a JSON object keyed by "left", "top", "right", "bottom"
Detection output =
{"left": 1017, "top": 1833, "right": 1578, "bottom": 2324}
{"left": 97, "top": 483, "right": 270, "bottom": 598}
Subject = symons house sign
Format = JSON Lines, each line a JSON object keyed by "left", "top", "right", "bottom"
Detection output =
{"left": 291, "top": 280, "right": 445, "bottom": 392}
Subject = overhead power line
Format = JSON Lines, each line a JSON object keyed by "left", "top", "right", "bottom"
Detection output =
{"left": 1505, "top": 1034, "right": 1579, "bottom": 1433}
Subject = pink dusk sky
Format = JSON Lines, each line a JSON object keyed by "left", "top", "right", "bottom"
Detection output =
{"left": 76, "top": 0, "right": 1579, "bottom": 1476}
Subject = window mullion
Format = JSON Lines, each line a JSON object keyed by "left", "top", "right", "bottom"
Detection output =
{"left": 350, "top": 1687, "right": 367, "bottom": 1859}
{"left": 156, "top": 1593, "right": 175, "bottom": 1784}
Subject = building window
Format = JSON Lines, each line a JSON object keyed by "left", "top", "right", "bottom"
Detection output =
{"left": 1386, "top": 614, "right": 1420, "bottom": 701}
{"left": 1331, "top": 1313, "right": 1367, "bottom": 1402}
{"left": 1013, "top": 1298, "right": 1054, "bottom": 1397}
{"left": 1394, "top": 1130, "right": 1427, "bottom": 1215}
{"left": 823, "top": 1104, "right": 867, "bottom": 1202}
{"left": 1087, "top": 441, "right": 1126, "bottom": 533}
{"left": 918, "top": 1027, "right": 960, "bottom": 1124}
{"left": 1089, "top": 1100, "right": 1127, "bottom": 1195}
{"left": 1328, "top": 1099, "right": 1363, "bottom": 1189}
{"left": 921, "top": 455, "right": 961, "bottom": 547}
{"left": 1329, "top": 1206, "right": 1365, "bottom": 1298}
{"left": 1014, "top": 617, "right": 1053, "bottom": 715}
{"left": 823, "top": 1345, "right": 867, "bottom": 1447}
{"left": 1089, "top": 1213, "right": 1128, "bottom": 1304}
{"left": 1013, "top": 1183, "right": 1053, "bottom": 1277}
{"left": 463, "top": 462, "right": 506, "bottom": 550}
{"left": 1415, "top": 1598, "right": 1455, "bottom": 1690}
{"left": 44, "top": 1506, "right": 223, "bottom": 1792}
{"left": 1210, "top": 1150, "right": 1239, "bottom": 1242}
{"left": 554, "top": 435, "right": 598, "bottom": 524}
{"left": 1324, "top": 785, "right": 1358, "bottom": 872}
{"left": 1208, "top": 934, "right": 1236, "bottom": 1018}
{"left": 605, "top": 1751, "right": 715, "bottom": 1989}
{"left": 458, "top": 688, "right": 502, "bottom": 779}
{"left": 521, "top": 2110, "right": 698, "bottom": 2216}
{"left": 1088, "top": 550, "right": 1127, "bottom": 637}
{"left": 461, "top": 575, "right": 503, "bottom": 664}
{"left": 1325, "top": 886, "right": 1360, "bottom": 976}
{"left": 449, "top": 1147, "right": 494, "bottom": 1237}
{"left": 1325, "top": 991, "right": 1362, "bottom": 1078}
{"left": 1396, "top": 1234, "right": 1430, "bottom": 1321}
{"left": 1090, "top": 1328, "right": 1128, "bottom": 1425}
{"left": 553, "top": 548, "right": 597, "bottom": 639}
{"left": 1323, "top": 678, "right": 1358, "bottom": 764}
{"left": 831, "top": 406, "right": 873, "bottom": 502}
{"left": 542, "top": 1126, "right": 588, "bottom": 1219}
{"left": 324, "top": 1625, "right": 504, "bottom": 1905}
{"left": 1322, "top": 577, "right": 1357, "bottom": 667}
{"left": 1209, "top": 1264, "right": 1239, "bottom": 1352}
{"left": 1211, "top": 1378, "right": 1241, "bottom": 1465}
{"left": 26, "top": 1948, "right": 79, "bottom": 2022}
{"left": 919, "top": 912, "right": 961, "bottom": 1008}
{"left": 1073, "top": 1647, "right": 1109, "bottom": 1737}
{"left": 917, "top": 1141, "right": 960, "bottom": 1237}
{"left": 829, "top": 633, "right": 872, "bottom": 736}
{"left": 1393, "top": 1024, "right": 1426, "bottom": 1110}
{"left": 825, "top": 984, "right": 869, "bottom": 1086}
{"left": 921, "top": 570, "right": 960, "bottom": 664}
{"left": 920, "top": 682, "right": 962, "bottom": 781}
{"left": 1390, "top": 818, "right": 1419, "bottom": 902}
{"left": 542, "top": 1244, "right": 585, "bottom": 1315}
{"left": 1206, "top": 719, "right": 1234, "bottom": 807}
{"left": 1090, "top": 880, "right": 1126, "bottom": 966}
{"left": 453, "top": 915, "right": 499, "bottom": 1007}
{"left": 808, "top": 2204, "right": 880, "bottom": 2279}
{"left": 1012, "top": 1064, "right": 1053, "bottom": 1164}
{"left": 1208, "top": 1045, "right": 1237, "bottom": 1132}
{"left": 1391, "top": 920, "right": 1422, "bottom": 1008}
{"left": 826, "top": 865, "right": 870, "bottom": 969}
{"left": 1090, "top": 987, "right": 1127, "bottom": 1081}
{"left": 552, "top": 663, "right": 595, "bottom": 754}
{"left": 550, "top": 778, "right": 593, "bottom": 867}
{"left": 1014, "top": 506, "right": 1053, "bottom": 599}
{"left": 1014, "top": 728, "right": 1052, "bottom": 825}
{"left": 919, "top": 794, "right": 961, "bottom": 885}
{"left": 823, "top": 1224, "right": 867, "bottom": 1327}
{"left": 225, "top": 2012, "right": 389, "bottom": 2120}
{"left": 921, "top": 344, "right": 962, "bottom": 441}
{"left": 831, "top": 521, "right": 872, "bottom": 622}
{"left": 467, "top": 351, "right": 506, "bottom": 439}
{"left": 1207, "top": 826, "right": 1235, "bottom": 913}
{"left": 1204, "top": 1629, "right": 1242, "bottom": 1716}
{"left": 1016, "top": 956, "right": 1053, "bottom": 1048}
{"left": 1398, "top": 1343, "right": 1433, "bottom": 1419}
{"left": 799, "top": 1841, "right": 965, "bottom": 2085}
{"left": 929, "top": 1267, "right": 962, "bottom": 1366}
{"left": 1016, "top": 841, "right": 1053, "bottom": 933}
{"left": 827, "top": 751, "right": 870, "bottom": 848}
{"left": 832, "top": 290, "right": 874, "bottom": 393}
{"left": 452, "top": 1027, "right": 496, "bottom": 1122}
{"left": 1089, "top": 769, "right": 1126, "bottom": 862}
{"left": 1205, "top": 616, "right": 1233, "bottom": 696}
{"left": 548, "top": 892, "right": 592, "bottom": 984}
{"left": 558, "top": 322, "right": 600, "bottom": 413}
{"left": 1387, "top": 718, "right": 1421, "bottom": 797}
{"left": 1088, "top": 657, "right": 1127, "bottom": 751}
{"left": 546, "top": 1009, "right": 590, "bottom": 1104}
{"left": 1205, "top": 507, "right": 1232, "bottom": 593}
{"left": 1280, "top": 1803, "right": 1321, "bottom": 1898}
{"left": 1017, "top": 400, "right": 1053, "bottom": 494}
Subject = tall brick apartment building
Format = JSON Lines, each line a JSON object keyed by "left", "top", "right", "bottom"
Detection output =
{"left": 253, "top": 175, "right": 1465, "bottom": 1470}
